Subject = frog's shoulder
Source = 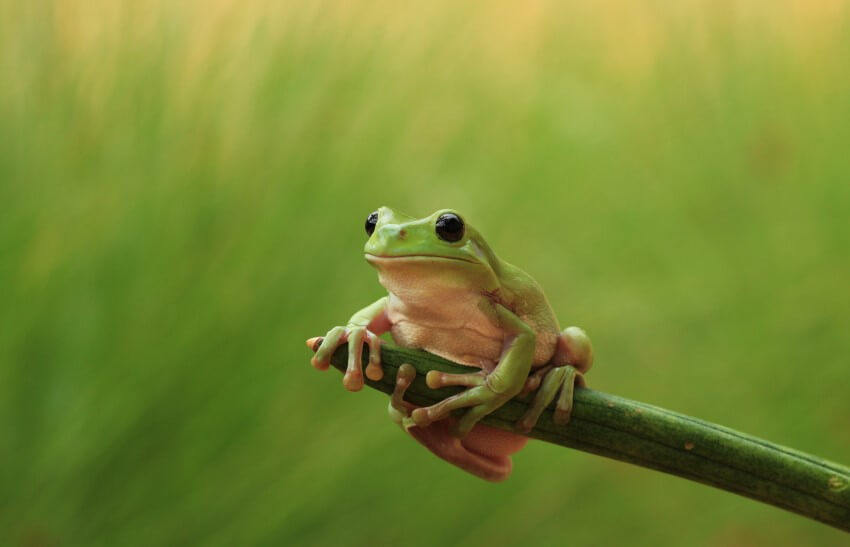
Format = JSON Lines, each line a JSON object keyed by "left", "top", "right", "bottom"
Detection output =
{"left": 493, "top": 261, "right": 559, "bottom": 328}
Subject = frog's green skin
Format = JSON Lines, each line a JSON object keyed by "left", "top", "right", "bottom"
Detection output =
{"left": 310, "top": 207, "right": 593, "bottom": 481}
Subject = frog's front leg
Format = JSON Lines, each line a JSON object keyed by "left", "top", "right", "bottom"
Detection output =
{"left": 309, "top": 296, "right": 390, "bottom": 391}
{"left": 517, "top": 326, "right": 593, "bottom": 432}
{"left": 412, "top": 304, "right": 535, "bottom": 437}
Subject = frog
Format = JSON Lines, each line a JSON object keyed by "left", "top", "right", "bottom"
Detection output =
{"left": 308, "top": 207, "right": 593, "bottom": 481}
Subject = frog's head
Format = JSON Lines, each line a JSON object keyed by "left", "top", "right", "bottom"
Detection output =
{"left": 363, "top": 207, "right": 502, "bottom": 291}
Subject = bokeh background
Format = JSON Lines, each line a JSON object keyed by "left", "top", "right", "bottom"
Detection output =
{"left": 2, "top": 1, "right": 849, "bottom": 545}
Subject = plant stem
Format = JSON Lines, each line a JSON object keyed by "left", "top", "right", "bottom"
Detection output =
{"left": 310, "top": 341, "right": 850, "bottom": 532}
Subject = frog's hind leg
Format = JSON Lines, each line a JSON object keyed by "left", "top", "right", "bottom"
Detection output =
{"left": 517, "top": 326, "right": 592, "bottom": 433}
{"left": 388, "top": 363, "right": 524, "bottom": 482}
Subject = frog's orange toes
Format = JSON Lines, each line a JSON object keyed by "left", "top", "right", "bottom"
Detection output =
{"left": 518, "top": 366, "right": 563, "bottom": 432}
{"left": 311, "top": 326, "right": 348, "bottom": 371}
{"left": 309, "top": 349, "right": 329, "bottom": 371}
{"left": 343, "top": 328, "right": 367, "bottom": 391}
{"left": 554, "top": 366, "right": 584, "bottom": 425}
{"left": 520, "top": 365, "right": 552, "bottom": 395}
{"left": 517, "top": 364, "right": 584, "bottom": 433}
{"left": 411, "top": 387, "right": 487, "bottom": 427}
{"left": 390, "top": 363, "right": 417, "bottom": 419}
{"left": 307, "top": 338, "right": 330, "bottom": 370}
{"left": 425, "top": 370, "right": 486, "bottom": 389}
{"left": 364, "top": 331, "right": 383, "bottom": 381}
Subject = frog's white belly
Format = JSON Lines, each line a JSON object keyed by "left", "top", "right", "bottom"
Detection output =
{"left": 386, "top": 288, "right": 504, "bottom": 370}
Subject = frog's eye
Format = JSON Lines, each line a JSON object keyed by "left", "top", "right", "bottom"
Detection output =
{"left": 365, "top": 211, "right": 378, "bottom": 236}
{"left": 435, "top": 213, "right": 464, "bottom": 242}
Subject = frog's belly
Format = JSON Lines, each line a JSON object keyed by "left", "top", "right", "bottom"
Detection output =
{"left": 386, "top": 293, "right": 504, "bottom": 370}
{"left": 391, "top": 320, "right": 504, "bottom": 369}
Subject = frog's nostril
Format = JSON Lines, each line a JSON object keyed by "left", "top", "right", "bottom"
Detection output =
{"left": 382, "top": 225, "right": 406, "bottom": 239}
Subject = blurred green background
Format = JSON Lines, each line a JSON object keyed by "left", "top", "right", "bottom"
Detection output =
{"left": 2, "top": 1, "right": 849, "bottom": 545}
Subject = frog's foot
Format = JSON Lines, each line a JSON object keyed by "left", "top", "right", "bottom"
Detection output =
{"left": 306, "top": 326, "right": 383, "bottom": 391}
{"left": 516, "top": 326, "right": 594, "bottom": 432}
{"left": 516, "top": 364, "right": 586, "bottom": 433}
{"left": 390, "top": 366, "right": 526, "bottom": 481}
{"left": 388, "top": 363, "right": 418, "bottom": 430}
{"left": 411, "top": 371, "right": 510, "bottom": 438}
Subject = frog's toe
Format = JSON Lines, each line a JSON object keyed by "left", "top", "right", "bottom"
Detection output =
{"left": 517, "top": 364, "right": 583, "bottom": 432}
{"left": 425, "top": 370, "right": 485, "bottom": 389}
{"left": 553, "top": 366, "right": 583, "bottom": 426}
{"left": 311, "top": 326, "right": 347, "bottom": 371}
{"left": 411, "top": 386, "right": 488, "bottom": 428}
{"left": 388, "top": 363, "right": 417, "bottom": 429}
{"left": 520, "top": 365, "right": 551, "bottom": 395}
{"left": 342, "top": 370, "right": 363, "bottom": 391}
{"left": 364, "top": 331, "right": 383, "bottom": 381}
{"left": 343, "top": 327, "right": 369, "bottom": 391}
{"left": 454, "top": 405, "right": 492, "bottom": 437}
{"left": 310, "top": 355, "right": 328, "bottom": 371}
{"left": 388, "top": 401, "right": 418, "bottom": 430}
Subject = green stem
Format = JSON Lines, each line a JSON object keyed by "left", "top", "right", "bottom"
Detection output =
{"left": 313, "top": 341, "right": 850, "bottom": 532}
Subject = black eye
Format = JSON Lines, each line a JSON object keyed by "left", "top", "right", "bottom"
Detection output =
{"left": 365, "top": 211, "right": 378, "bottom": 236}
{"left": 435, "top": 213, "right": 464, "bottom": 242}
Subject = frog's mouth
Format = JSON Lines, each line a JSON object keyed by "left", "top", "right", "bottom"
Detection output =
{"left": 364, "top": 253, "right": 479, "bottom": 265}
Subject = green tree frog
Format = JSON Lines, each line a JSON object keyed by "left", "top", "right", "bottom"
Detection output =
{"left": 308, "top": 207, "right": 593, "bottom": 481}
